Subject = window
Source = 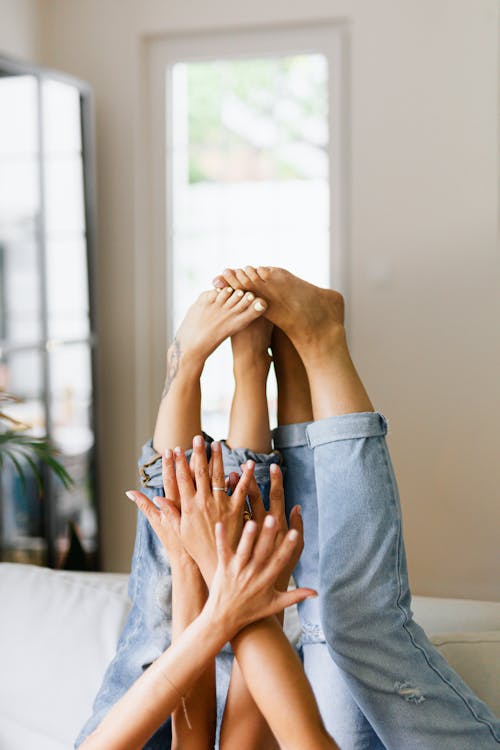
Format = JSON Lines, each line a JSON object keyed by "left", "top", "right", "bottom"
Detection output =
{"left": 144, "top": 25, "right": 348, "bottom": 439}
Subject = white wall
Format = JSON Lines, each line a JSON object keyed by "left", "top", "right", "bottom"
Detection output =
{"left": 16, "top": 0, "right": 498, "bottom": 599}
{"left": 0, "top": 0, "right": 41, "bottom": 60}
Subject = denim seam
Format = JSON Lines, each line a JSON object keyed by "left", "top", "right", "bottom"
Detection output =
{"left": 385, "top": 438, "right": 500, "bottom": 741}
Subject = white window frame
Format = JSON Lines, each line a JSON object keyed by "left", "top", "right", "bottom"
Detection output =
{"left": 134, "top": 23, "right": 350, "bottom": 444}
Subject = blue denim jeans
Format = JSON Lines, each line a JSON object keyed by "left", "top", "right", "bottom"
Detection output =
{"left": 76, "top": 416, "right": 500, "bottom": 749}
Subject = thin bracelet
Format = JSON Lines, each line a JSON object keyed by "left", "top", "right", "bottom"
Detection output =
{"left": 164, "top": 674, "right": 192, "bottom": 730}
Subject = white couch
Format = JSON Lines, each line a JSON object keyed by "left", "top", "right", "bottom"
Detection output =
{"left": 0, "top": 562, "right": 498, "bottom": 750}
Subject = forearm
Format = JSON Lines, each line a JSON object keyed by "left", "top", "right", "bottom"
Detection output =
{"left": 171, "top": 560, "right": 215, "bottom": 750}
{"left": 231, "top": 617, "right": 337, "bottom": 750}
{"left": 220, "top": 659, "right": 279, "bottom": 750}
{"left": 80, "top": 612, "right": 226, "bottom": 750}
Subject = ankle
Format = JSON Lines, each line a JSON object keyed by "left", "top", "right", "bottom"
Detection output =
{"left": 233, "top": 350, "right": 272, "bottom": 379}
{"left": 165, "top": 343, "right": 204, "bottom": 381}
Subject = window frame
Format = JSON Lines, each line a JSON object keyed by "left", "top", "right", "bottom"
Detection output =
{"left": 135, "top": 23, "right": 350, "bottom": 444}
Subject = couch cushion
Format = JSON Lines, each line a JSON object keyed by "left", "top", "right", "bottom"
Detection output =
{"left": 430, "top": 631, "right": 500, "bottom": 716}
{"left": 0, "top": 563, "right": 131, "bottom": 749}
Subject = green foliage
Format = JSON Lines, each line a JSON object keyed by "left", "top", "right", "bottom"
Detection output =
{"left": 184, "top": 55, "right": 327, "bottom": 182}
{"left": 0, "top": 431, "right": 73, "bottom": 491}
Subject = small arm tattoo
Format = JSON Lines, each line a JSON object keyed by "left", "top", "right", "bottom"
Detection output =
{"left": 161, "top": 337, "right": 182, "bottom": 399}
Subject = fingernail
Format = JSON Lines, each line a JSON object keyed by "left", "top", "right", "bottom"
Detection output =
{"left": 264, "top": 515, "right": 275, "bottom": 528}
{"left": 246, "top": 460, "right": 254, "bottom": 470}
{"left": 213, "top": 278, "right": 225, "bottom": 289}
{"left": 225, "top": 286, "right": 233, "bottom": 293}
{"left": 246, "top": 292, "right": 255, "bottom": 301}
{"left": 244, "top": 265, "right": 253, "bottom": 273}
{"left": 211, "top": 441, "right": 221, "bottom": 452}
{"left": 125, "top": 491, "right": 136, "bottom": 502}
{"left": 295, "top": 504, "right": 302, "bottom": 516}
{"left": 235, "top": 289, "right": 244, "bottom": 297}
{"left": 193, "top": 435, "right": 204, "bottom": 448}
{"left": 270, "top": 463, "right": 280, "bottom": 474}
{"left": 254, "top": 301, "right": 266, "bottom": 312}
{"left": 288, "top": 529, "right": 299, "bottom": 541}
{"left": 174, "top": 446, "right": 182, "bottom": 456}
{"left": 164, "top": 449, "right": 172, "bottom": 459}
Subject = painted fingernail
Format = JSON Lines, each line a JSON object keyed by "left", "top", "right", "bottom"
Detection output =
{"left": 246, "top": 292, "right": 255, "bottom": 301}
{"left": 254, "top": 301, "right": 266, "bottom": 312}
{"left": 235, "top": 289, "right": 244, "bottom": 297}
{"left": 270, "top": 463, "right": 280, "bottom": 474}
{"left": 125, "top": 491, "right": 136, "bottom": 502}
{"left": 193, "top": 435, "right": 204, "bottom": 448}
{"left": 264, "top": 515, "right": 276, "bottom": 528}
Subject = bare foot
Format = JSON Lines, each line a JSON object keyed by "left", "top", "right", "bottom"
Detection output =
{"left": 172, "top": 287, "right": 268, "bottom": 373}
{"left": 212, "top": 266, "right": 344, "bottom": 358}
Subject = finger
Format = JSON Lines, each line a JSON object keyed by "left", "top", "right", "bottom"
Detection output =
{"left": 210, "top": 441, "right": 226, "bottom": 493}
{"left": 173, "top": 447, "right": 196, "bottom": 505}
{"left": 192, "top": 435, "right": 211, "bottom": 495}
{"left": 234, "top": 520, "right": 258, "bottom": 567}
{"left": 245, "top": 472, "right": 266, "bottom": 526}
{"left": 289, "top": 504, "right": 304, "bottom": 539}
{"left": 162, "top": 450, "right": 180, "bottom": 507}
{"left": 215, "top": 522, "right": 231, "bottom": 567}
{"left": 226, "top": 472, "right": 239, "bottom": 495}
{"left": 126, "top": 490, "right": 161, "bottom": 527}
{"left": 231, "top": 460, "right": 257, "bottom": 513}
{"left": 269, "top": 463, "right": 286, "bottom": 523}
{"left": 251, "top": 514, "right": 279, "bottom": 564}
{"left": 261, "top": 528, "right": 302, "bottom": 583}
{"left": 272, "top": 587, "right": 318, "bottom": 613}
{"left": 189, "top": 451, "right": 196, "bottom": 481}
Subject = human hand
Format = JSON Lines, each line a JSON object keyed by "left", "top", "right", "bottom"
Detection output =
{"left": 244, "top": 464, "right": 303, "bottom": 592}
{"left": 172, "top": 436, "right": 256, "bottom": 584}
{"left": 203, "top": 517, "right": 316, "bottom": 637}
{"left": 126, "top": 450, "right": 197, "bottom": 572}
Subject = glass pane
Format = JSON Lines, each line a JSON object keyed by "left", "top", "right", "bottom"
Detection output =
{"left": 0, "top": 348, "right": 47, "bottom": 565}
{"left": 0, "top": 233, "right": 41, "bottom": 343}
{"left": 48, "top": 343, "right": 96, "bottom": 563}
{"left": 44, "top": 155, "right": 85, "bottom": 235}
{"left": 0, "top": 75, "right": 38, "bottom": 158}
{"left": 42, "top": 79, "right": 82, "bottom": 155}
{"left": 0, "top": 160, "right": 40, "bottom": 228}
{"left": 170, "top": 54, "right": 330, "bottom": 436}
{"left": 46, "top": 236, "right": 90, "bottom": 339}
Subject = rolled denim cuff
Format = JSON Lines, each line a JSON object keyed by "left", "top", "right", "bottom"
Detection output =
{"left": 306, "top": 412, "right": 388, "bottom": 448}
{"left": 272, "top": 421, "right": 312, "bottom": 450}
{"left": 138, "top": 435, "right": 281, "bottom": 490}
{"left": 220, "top": 441, "right": 281, "bottom": 484}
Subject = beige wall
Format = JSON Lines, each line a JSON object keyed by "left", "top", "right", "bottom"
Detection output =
{"left": 0, "top": 0, "right": 41, "bottom": 59}
{"left": 3, "top": 0, "right": 498, "bottom": 599}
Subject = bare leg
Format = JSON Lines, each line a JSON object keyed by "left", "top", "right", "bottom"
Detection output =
{"left": 213, "top": 266, "right": 373, "bottom": 418}
{"left": 153, "top": 287, "right": 269, "bottom": 452}
{"left": 226, "top": 318, "right": 273, "bottom": 452}
{"left": 271, "top": 327, "right": 313, "bottom": 425}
